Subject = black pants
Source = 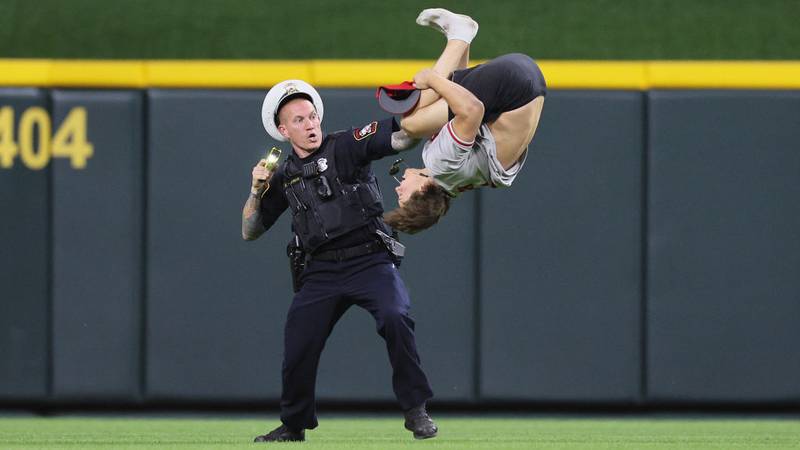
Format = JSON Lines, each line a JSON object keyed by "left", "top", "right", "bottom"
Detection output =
{"left": 450, "top": 52, "right": 547, "bottom": 123}
{"left": 279, "top": 251, "right": 433, "bottom": 431}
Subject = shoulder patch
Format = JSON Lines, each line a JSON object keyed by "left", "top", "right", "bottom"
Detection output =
{"left": 353, "top": 121, "right": 378, "bottom": 141}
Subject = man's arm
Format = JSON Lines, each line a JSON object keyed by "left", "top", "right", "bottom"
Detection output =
{"left": 391, "top": 129, "right": 419, "bottom": 151}
{"left": 413, "top": 68, "right": 484, "bottom": 144}
{"left": 242, "top": 192, "right": 267, "bottom": 240}
{"left": 343, "top": 117, "right": 419, "bottom": 166}
{"left": 242, "top": 158, "right": 273, "bottom": 241}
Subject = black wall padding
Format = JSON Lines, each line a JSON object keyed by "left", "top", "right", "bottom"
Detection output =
{"left": 480, "top": 91, "right": 644, "bottom": 402}
{"left": 0, "top": 89, "right": 50, "bottom": 401}
{"left": 647, "top": 90, "right": 800, "bottom": 402}
{"left": 50, "top": 90, "right": 144, "bottom": 401}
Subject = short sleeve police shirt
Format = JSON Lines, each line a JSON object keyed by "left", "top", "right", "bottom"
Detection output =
{"left": 331, "top": 117, "right": 400, "bottom": 179}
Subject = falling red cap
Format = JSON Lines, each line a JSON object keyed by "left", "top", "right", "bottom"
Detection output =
{"left": 375, "top": 81, "right": 421, "bottom": 115}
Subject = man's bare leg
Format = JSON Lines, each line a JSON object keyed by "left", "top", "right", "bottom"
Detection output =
{"left": 413, "top": 40, "right": 470, "bottom": 111}
{"left": 409, "top": 9, "right": 477, "bottom": 113}
{"left": 400, "top": 99, "right": 449, "bottom": 139}
{"left": 488, "top": 96, "right": 545, "bottom": 170}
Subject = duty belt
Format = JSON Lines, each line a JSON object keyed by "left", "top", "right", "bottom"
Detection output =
{"left": 311, "top": 240, "right": 386, "bottom": 262}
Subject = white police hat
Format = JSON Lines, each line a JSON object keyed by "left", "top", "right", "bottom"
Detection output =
{"left": 261, "top": 79, "right": 325, "bottom": 142}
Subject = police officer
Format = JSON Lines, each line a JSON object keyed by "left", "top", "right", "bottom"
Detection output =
{"left": 242, "top": 80, "right": 437, "bottom": 442}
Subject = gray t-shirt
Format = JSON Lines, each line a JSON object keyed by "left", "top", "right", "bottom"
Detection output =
{"left": 422, "top": 120, "right": 527, "bottom": 196}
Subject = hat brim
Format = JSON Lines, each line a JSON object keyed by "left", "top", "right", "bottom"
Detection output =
{"left": 376, "top": 88, "right": 421, "bottom": 115}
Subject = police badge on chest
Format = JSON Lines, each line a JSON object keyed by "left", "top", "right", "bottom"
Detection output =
{"left": 302, "top": 158, "right": 333, "bottom": 200}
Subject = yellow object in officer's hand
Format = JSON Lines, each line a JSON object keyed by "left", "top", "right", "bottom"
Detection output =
{"left": 264, "top": 147, "right": 282, "bottom": 171}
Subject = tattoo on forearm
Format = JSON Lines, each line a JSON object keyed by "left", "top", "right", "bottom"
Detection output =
{"left": 242, "top": 194, "right": 266, "bottom": 240}
{"left": 391, "top": 130, "right": 420, "bottom": 151}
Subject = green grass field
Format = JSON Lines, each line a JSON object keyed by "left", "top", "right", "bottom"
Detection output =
{"left": 1, "top": 416, "right": 799, "bottom": 449}
{"left": 1, "top": 0, "right": 799, "bottom": 59}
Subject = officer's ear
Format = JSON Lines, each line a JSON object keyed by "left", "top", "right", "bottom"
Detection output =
{"left": 277, "top": 123, "right": 290, "bottom": 140}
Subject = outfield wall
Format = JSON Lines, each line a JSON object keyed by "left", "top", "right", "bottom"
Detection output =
{"left": 1, "top": 85, "right": 799, "bottom": 407}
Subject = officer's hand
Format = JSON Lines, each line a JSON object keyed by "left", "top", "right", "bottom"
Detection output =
{"left": 412, "top": 68, "right": 437, "bottom": 90}
{"left": 251, "top": 158, "right": 274, "bottom": 193}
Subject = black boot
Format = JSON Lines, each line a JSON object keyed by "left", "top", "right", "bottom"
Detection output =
{"left": 253, "top": 424, "right": 305, "bottom": 442}
{"left": 404, "top": 403, "right": 438, "bottom": 439}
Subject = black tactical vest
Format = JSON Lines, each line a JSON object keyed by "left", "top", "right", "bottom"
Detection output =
{"left": 279, "top": 137, "right": 387, "bottom": 253}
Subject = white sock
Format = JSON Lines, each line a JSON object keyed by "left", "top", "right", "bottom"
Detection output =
{"left": 446, "top": 21, "right": 478, "bottom": 44}
{"left": 416, "top": 8, "right": 479, "bottom": 44}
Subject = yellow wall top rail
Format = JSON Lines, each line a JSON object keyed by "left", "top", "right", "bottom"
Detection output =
{"left": 1, "top": 59, "right": 799, "bottom": 89}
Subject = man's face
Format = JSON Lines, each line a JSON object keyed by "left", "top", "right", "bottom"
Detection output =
{"left": 395, "top": 168, "right": 431, "bottom": 207}
{"left": 277, "top": 99, "right": 322, "bottom": 153}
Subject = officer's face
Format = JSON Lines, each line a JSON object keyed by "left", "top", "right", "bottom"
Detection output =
{"left": 395, "top": 168, "right": 432, "bottom": 207}
{"left": 278, "top": 99, "right": 322, "bottom": 153}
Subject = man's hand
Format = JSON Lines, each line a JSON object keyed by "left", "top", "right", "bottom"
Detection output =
{"left": 412, "top": 66, "right": 483, "bottom": 146}
{"left": 412, "top": 68, "right": 440, "bottom": 90}
{"left": 251, "top": 158, "right": 274, "bottom": 194}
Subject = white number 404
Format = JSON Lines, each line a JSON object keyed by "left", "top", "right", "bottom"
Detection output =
{"left": 0, "top": 106, "right": 94, "bottom": 170}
